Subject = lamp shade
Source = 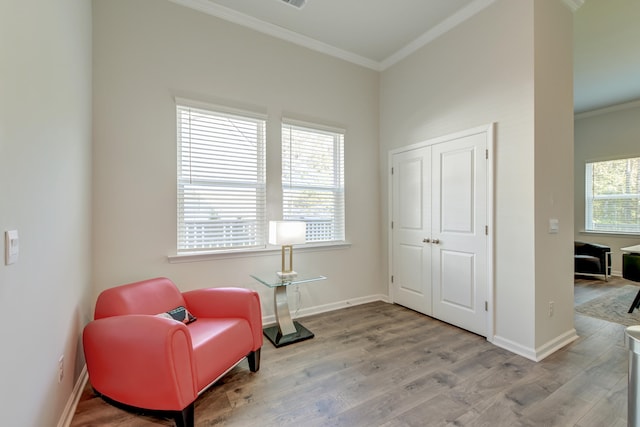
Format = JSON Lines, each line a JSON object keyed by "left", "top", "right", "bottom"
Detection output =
{"left": 269, "top": 221, "right": 306, "bottom": 246}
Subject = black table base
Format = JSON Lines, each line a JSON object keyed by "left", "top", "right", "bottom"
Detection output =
{"left": 263, "top": 321, "right": 314, "bottom": 348}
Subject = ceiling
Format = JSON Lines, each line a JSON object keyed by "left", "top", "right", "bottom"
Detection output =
{"left": 170, "top": 0, "right": 640, "bottom": 114}
{"left": 574, "top": 0, "right": 640, "bottom": 113}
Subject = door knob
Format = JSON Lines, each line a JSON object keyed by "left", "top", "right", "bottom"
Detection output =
{"left": 423, "top": 238, "right": 430, "bottom": 243}
{"left": 432, "top": 239, "right": 440, "bottom": 244}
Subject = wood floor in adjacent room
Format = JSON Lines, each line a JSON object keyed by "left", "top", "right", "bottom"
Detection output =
{"left": 71, "top": 276, "right": 635, "bottom": 427}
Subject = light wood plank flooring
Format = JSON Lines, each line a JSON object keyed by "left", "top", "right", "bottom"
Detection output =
{"left": 71, "top": 276, "right": 636, "bottom": 426}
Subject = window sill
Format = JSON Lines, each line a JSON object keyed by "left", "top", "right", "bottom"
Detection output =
{"left": 579, "top": 230, "right": 640, "bottom": 238}
{"left": 167, "top": 241, "right": 351, "bottom": 264}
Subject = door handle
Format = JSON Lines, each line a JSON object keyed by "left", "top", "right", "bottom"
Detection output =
{"left": 432, "top": 239, "right": 440, "bottom": 244}
{"left": 423, "top": 238, "right": 430, "bottom": 243}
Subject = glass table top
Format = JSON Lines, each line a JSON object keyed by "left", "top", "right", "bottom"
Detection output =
{"left": 250, "top": 272, "right": 327, "bottom": 288}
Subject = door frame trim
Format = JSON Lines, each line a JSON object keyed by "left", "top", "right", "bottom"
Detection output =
{"left": 388, "top": 123, "right": 495, "bottom": 341}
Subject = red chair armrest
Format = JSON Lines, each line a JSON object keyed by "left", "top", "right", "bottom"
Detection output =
{"left": 83, "top": 315, "right": 198, "bottom": 411}
{"left": 183, "top": 287, "right": 262, "bottom": 351}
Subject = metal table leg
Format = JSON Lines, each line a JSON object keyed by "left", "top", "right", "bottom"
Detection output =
{"left": 263, "top": 285, "right": 314, "bottom": 347}
{"left": 630, "top": 289, "right": 640, "bottom": 313}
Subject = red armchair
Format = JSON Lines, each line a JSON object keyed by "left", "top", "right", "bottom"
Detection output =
{"left": 83, "top": 277, "right": 262, "bottom": 426}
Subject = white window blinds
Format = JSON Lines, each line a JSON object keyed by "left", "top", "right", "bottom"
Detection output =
{"left": 177, "top": 103, "right": 266, "bottom": 252}
{"left": 282, "top": 121, "right": 345, "bottom": 242}
{"left": 586, "top": 157, "right": 640, "bottom": 233}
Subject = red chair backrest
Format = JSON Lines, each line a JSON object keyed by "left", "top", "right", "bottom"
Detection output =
{"left": 94, "top": 277, "right": 186, "bottom": 319}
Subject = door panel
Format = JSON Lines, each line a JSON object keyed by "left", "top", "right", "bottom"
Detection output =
{"left": 440, "top": 148, "right": 474, "bottom": 233}
{"left": 440, "top": 250, "right": 474, "bottom": 309}
{"left": 398, "top": 157, "right": 424, "bottom": 229}
{"left": 397, "top": 244, "right": 424, "bottom": 294}
{"left": 432, "top": 132, "right": 487, "bottom": 336}
{"left": 391, "top": 147, "right": 431, "bottom": 315}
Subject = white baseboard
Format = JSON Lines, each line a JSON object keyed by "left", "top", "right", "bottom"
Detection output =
{"left": 492, "top": 335, "right": 537, "bottom": 361}
{"left": 493, "top": 328, "right": 579, "bottom": 362}
{"left": 57, "top": 365, "right": 88, "bottom": 427}
{"left": 262, "top": 293, "right": 390, "bottom": 326}
{"left": 535, "top": 329, "right": 579, "bottom": 361}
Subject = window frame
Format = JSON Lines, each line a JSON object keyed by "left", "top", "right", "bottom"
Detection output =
{"left": 281, "top": 119, "right": 346, "bottom": 244}
{"left": 584, "top": 156, "right": 640, "bottom": 235}
{"left": 170, "top": 101, "right": 350, "bottom": 262}
{"left": 175, "top": 98, "right": 267, "bottom": 254}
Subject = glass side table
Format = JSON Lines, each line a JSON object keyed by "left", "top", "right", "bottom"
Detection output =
{"left": 250, "top": 273, "right": 326, "bottom": 348}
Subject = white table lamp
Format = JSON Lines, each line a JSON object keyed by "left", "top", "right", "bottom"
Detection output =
{"left": 269, "top": 221, "right": 306, "bottom": 278}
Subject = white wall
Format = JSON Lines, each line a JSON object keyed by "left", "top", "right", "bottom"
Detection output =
{"left": 0, "top": 0, "right": 93, "bottom": 425}
{"left": 92, "top": 0, "right": 382, "bottom": 318}
{"left": 574, "top": 101, "right": 640, "bottom": 273}
{"left": 380, "top": 0, "right": 575, "bottom": 359}
{"left": 532, "top": 0, "right": 575, "bottom": 350}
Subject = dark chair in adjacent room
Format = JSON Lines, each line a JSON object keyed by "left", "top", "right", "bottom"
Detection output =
{"left": 574, "top": 241, "right": 611, "bottom": 281}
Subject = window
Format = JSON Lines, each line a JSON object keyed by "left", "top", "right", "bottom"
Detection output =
{"left": 586, "top": 156, "right": 640, "bottom": 233}
{"left": 176, "top": 101, "right": 266, "bottom": 252}
{"left": 282, "top": 121, "right": 345, "bottom": 243}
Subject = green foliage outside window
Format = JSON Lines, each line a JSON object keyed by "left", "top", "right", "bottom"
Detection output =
{"left": 586, "top": 157, "right": 640, "bottom": 233}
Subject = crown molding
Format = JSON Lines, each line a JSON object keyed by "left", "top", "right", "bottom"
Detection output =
{"left": 170, "top": 0, "right": 497, "bottom": 72}
{"left": 380, "top": 0, "right": 496, "bottom": 70}
{"left": 168, "top": 0, "right": 381, "bottom": 70}
{"left": 574, "top": 98, "right": 640, "bottom": 120}
{"left": 561, "top": 0, "right": 585, "bottom": 13}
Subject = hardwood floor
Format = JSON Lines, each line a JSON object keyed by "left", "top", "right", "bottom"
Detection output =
{"left": 71, "top": 276, "right": 636, "bottom": 426}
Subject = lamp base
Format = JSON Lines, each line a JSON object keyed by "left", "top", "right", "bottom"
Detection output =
{"left": 277, "top": 270, "right": 298, "bottom": 280}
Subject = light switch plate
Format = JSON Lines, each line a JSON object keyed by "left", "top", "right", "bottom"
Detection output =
{"left": 5, "top": 230, "right": 19, "bottom": 265}
{"left": 549, "top": 219, "right": 559, "bottom": 234}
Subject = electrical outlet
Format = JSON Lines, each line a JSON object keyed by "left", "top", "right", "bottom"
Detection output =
{"left": 58, "top": 355, "right": 64, "bottom": 383}
{"left": 549, "top": 301, "right": 554, "bottom": 317}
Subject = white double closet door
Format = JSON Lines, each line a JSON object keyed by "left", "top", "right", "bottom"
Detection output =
{"left": 390, "top": 126, "right": 491, "bottom": 337}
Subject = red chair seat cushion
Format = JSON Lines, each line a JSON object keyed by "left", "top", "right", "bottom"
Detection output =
{"left": 188, "top": 318, "right": 253, "bottom": 390}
